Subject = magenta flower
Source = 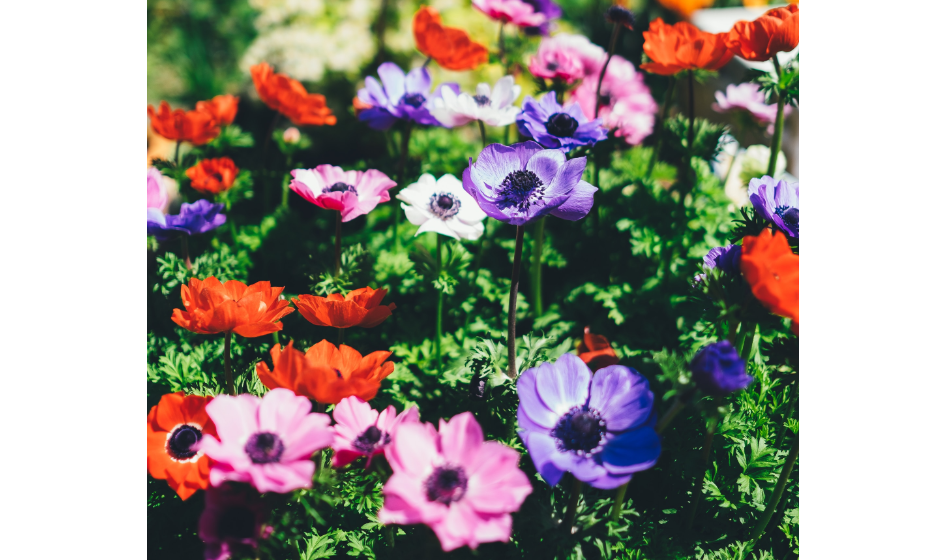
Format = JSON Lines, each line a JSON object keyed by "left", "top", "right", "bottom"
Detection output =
{"left": 473, "top": 0, "right": 548, "bottom": 27}
{"left": 198, "top": 484, "right": 269, "bottom": 560}
{"left": 570, "top": 55, "right": 657, "bottom": 146}
{"left": 528, "top": 33, "right": 605, "bottom": 83}
{"left": 712, "top": 82, "right": 792, "bottom": 127}
{"left": 290, "top": 164, "right": 397, "bottom": 222}
{"left": 331, "top": 396, "right": 420, "bottom": 468}
{"left": 379, "top": 412, "right": 533, "bottom": 552}
{"left": 148, "top": 167, "right": 169, "bottom": 211}
{"left": 199, "top": 388, "right": 334, "bottom": 494}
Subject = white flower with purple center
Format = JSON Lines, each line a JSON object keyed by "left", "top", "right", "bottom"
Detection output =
{"left": 747, "top": 175, "right": 799, "bottom": 238}
{"left": 427, "top": 76, "right": 522, "bottom": 128}
{"left": 397, "top": 173, "right": 487, "bottom": 240}
{"left": 356, "top": 62, "right": 457, "bottom": 130}
{"left": 516, "top": 91, "right": 606, "bottom": 151}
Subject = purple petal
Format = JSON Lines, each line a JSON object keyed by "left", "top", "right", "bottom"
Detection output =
{"left": 470, "top": 144, "right": 523, "bottom": 189}
{"left": 405, "top": 66, "right": 432, "bottom": 95}
{"left": 516, "top": 366, "right": 561, "bottom": 429}
{"left": 362, "top": 76, "right": 390, "bottom": 107}
{"left": 525, "top": 148, "right": 566, "bottom": 187}
{"left": 581, "top": 471, "right": 632, "bottom": 490}
{"left": 359, "top": 108, "right": 399, "bottom": 131}
{"left": 519, "top": 431, "right": 566, "bottom": 487}
{"left": 533, "top": 354, "right": 591, "bottom": 416}
{"left": 588, "top": 365, "right": 654, "bottom": 432}
{"left": 377, "top": 62, "right": 406, "bottom": 105}
{"left": 546, "top": 157, "right": 587, "bottom": 197}
{"left": 537, "top": 91, "right": 562, "bottom": 114}
{"left": 599, "top": 426, "right": 661, "bottom": 475}
{"left": 549, "top": 179, "right": 596, "bottom": 220}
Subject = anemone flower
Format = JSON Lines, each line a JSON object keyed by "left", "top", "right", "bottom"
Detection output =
{"left": 147, "top": 167, "right": 169, "bottom": 212}
{"left": 576, "top": 327, "right": 620, "bottom": 372}
{"left": 290, "top": 165, "right": 396, "bottom": 223}
{"left": 747, "top": 176, "right": 799, "bottom": 238}
{"left": 356, "top": 62, "right": 455, "bottom": 131}
{"left": 250, "top": 62, "right": 336, "bottom": 126}
{"left": 725, "top": 4, "right": 799, "bottom": 62}
{"left": 147, "top": 392, "right": 216, "bottom": 500}
{"left": 690, "top": 341, "right": 753, "bottom": 396}
{"left": 516, "top": 92, "right": 606, "bottom": 151}
{"left": 378, "top": 412, "right": 533, "bottom": 552}
{"left": 640, "top": 18, "right": 733, "bottom": 76}
{"left": 199, "top": 484, "right": 269, "bottom": 560}
{"left": 195, "top": 94, "right": 239, "bottom": 126}
{"left": 740, "top": 229, "right": 799, "bottom": 331}
{"left": 413, "top": 7, "right": 489, "bottom": 71}
{"left": 473, "top": 0, "right": 549, "bottom": 28}
{"left": 292, "top": 287, "right": 396, "bottom": 329}
{"left": 199, "top": 388, "right": 334, "bottom": 493}
{"left": 428, "top": 77, "right": 521, "bottom": 130}
{"left": 703, "top": 244, "right": 742, "bottom": 275}
{"left": 712, "top": 82, "right": 791, "bottom": 128}
{"left": 528, "top": 33, "right": 604, "bottom": 83}
{"left": 331, "top": 397, "right": 420, "bottom": 468}
{"left": 147, "top": 101, "right": 220, "bottom": 147}
{"left": 146, "top": 200, "right": 226, "bottom": 242}
{"left": 397, "top": 173, "right": 487, "bottom": 241}
{"left": 186, "top": 157, "right": 238, "bottom": 194}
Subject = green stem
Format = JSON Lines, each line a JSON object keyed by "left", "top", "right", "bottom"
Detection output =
{"left": 767, "top": 54, "right": 785, "bottom": 177}
{"left": 506, "top": 225, "right": 525, "bottom": 379}
{"left": 180, "top": 235, "right": 192, "bottom": 270}
{"left": 337, "top": 327, "right": 345, "bottom": 346}
{"left": 595, "top": 23, "right": 622, "bottom": 118}
{"left": 174, "top": 140, "right": 182, "bottom": 168}
{"left": 739, "top": 323, "right": 759, "bottom": 361}
{"left": 562, "top": 475, "right": 583, "bottom": 532}
{"left": 281, "top": 156, "right": 292, "bottom": 209}
{"left": 478, "top": 120, "right": 487, "bottom": 148}
{"left": 497, "top": 23, "right": 506, "bottom": 68}
{"left": 682, "top": 417, "right": 718, "bottom": 534}
{"left": 611, "top": 482, "right": 629, "bottom": 521}
{"left": 646, "top": 77, "right": 675, "bottom": 179}
{"left": 223, "top": 331, "right": 235, "bottom": 395}
{"left": 686, "top": 70, "right": 695, "bottom": 181}
{"left": 750, "top": 437, "right": 799, "bottom": 541}
{"left": 435, "top": 234, "right": 443, "bottom": 374}
{"left": 776, "top": 381, "right": 798, "bottom": 448}
{"left": 393, "top": 121, "right": 413, "bottom": 251}
{"left": 655, "top": 392, "right": 690, "bottom": 434}
{"left": 334, "top": 213, "right": 342, "bottom": 277}
{"left": 531, "top": 217, "right": 545, "bottom": 317}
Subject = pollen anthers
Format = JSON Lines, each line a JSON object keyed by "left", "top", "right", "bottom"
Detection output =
{"left": 353, "top": 425, "right": 390, "bottom": 454}
{"left": 551, "top": 405, "right": 607, "bottom": 457}
{"left": 498, "top": 169, "right": 546, "bottom": 213}
{"left": 323, "top": 182, "right": 357, "bottom": 194}
{"left": 424, "top": 465, "right": 468, "bottom": 505}
{"left": 545, "top": 112, "right": 579, "bottom": 138}
{"left": 428, "top": 191, "right": 462, "bottom": 219}
{"left": 166, "top": 423, "right": 204, "bottom": 461}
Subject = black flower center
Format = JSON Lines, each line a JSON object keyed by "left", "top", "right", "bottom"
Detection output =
{"left": 353, "top": 425, "right": 389, "bottom": 454}
{"left": 424, "top": 466, "right": 468, "bottom": 505}
{"left": 473, "top": 95, "right": 491, "bottom": 107}
{"left": 428, "top": 192, "right": 461, "bottom": 219}
{"left": 545, "top": 112, "right": 579, "bottom": 138}
{"left": 776, "top": 206, "right": 799, "bottom": 233}
{"left": 401, "top": 93, "right": 426, "bottom": 108}
{"left": 168, "top": 424, "right": 202, "bottom": 460}
{"left": 551, "top": 406, "right": 607, "bottom": 456}
{"left": 216, "top": 506, "right": 256, "bottom": 541}
{"left": 324, "top": 182, "right": 356, "bottom": 194}
{"left": 212, "top": 172, "right": 225, "bottom": 183}
{"left": 245, "top": 432, "right": 285, "bottom": 464}
{"left": 546, "top": 61, "right": 559, "bottom": 71}
{"left": 498, "top": 169, "right": 545, "bottom": 213}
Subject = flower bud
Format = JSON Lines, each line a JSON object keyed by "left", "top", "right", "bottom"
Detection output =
{"left": 282, "top": 127, "right": 300, "bottom": 144}
{"left": 605, "top": 5, "right": 634, "bottom": 30}
{"left": 690, "top": 341, "right": 752, "bottom": 396}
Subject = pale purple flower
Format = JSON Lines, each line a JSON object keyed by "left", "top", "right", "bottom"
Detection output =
{"left": 713, "top": 83, "right": 792, "bottom": 128}
{"left": 748, "top": 175, "right": 799, "bottom": 238}
{"left": 517, "top": 92, "right": 607, "bottom": 151}
{"left": 462, "top": 141, "right": 597, "bottom": 226}
{"left": 356, "top": 62, "right": 456, "bottom": 130}
{"left": 146, "top": 199, "right": 226, "bottom": 241}
{"left": 703, "top": 244, "right": 742, "bottom": 275}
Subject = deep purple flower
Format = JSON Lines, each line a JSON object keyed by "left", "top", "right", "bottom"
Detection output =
{"left": 516, "top": 353, "right": 661, "bottom": 489}
{"left": 147, "top": 199, "right": 226, "bottom": 242}
{"left": 461, "top": 141, "right": 597, "bottom": 225}
{"left": 605, "top": 5, "right": 635, "bottom": 29}
{"left": 516, "top": 92, "right": 606, "bottom": 151}
{"left": 690, "top": 341, "right": 752, "bottom": 396}
{"left": 747, "top": 175, "right": 799, "bottom": 238}
{"left": 521, "top": 0, "right": 562, "bottom": 35}
{"left": 356, "top": 62, "right": 457, "bottom": 130}
{"left": 703, "top": 244, "right": 742, "bottom": 275}
{"left": 198, "top": 484, "right": 269, "bottom": 560}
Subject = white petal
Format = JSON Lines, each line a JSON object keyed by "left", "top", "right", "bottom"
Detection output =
{"left": 292, "top": 168, "right": 325, "bottom": 196}
{"left": 402, "top": 203, "right": 431, "bottom": 226}
{"left": 490, "top": 76, "right": 516, "bottom": 108}
{"left": 415, "top": 217, "right": 461, "bottom": 239}
{"left": 447, "top": 219, "right": 484, "bottom": 241}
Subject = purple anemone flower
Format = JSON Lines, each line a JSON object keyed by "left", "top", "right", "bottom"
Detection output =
{"left": 461, "top": 141, "right": 597, "bottom": 225}
{"left": 147, "top": 199, "right": 226, "bottom": 242}
{"left": 703, "top": 244, "right": 742, "bottom": 275}
{"left": 690, "top": 341, "right": 752, "bottom": 396}
{"left": 516, "top": 353, "right": 661, "bottom": 489}
{"left": 747, "top": 175, "right": 799, "bottom": 238}
{"left": 356, "top": 62, "right": 457, "bottom": 130}
{"left": 198, "top": 484, "right": 269, "bottom": 560}
{"left": 522, "top": 0, "right": 562, "bottom": 35}
{"left": 516, "top": 92, "right": 606, "bottom": 151}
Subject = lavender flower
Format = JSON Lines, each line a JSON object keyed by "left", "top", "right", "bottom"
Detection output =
{"left": 690, "top": 341, "right": 752, "bottom": 396}
{"left": 356, "top": 62, "right": 456, "bottom": 130}
{"left": 747, "top": 176, "right": 799, "bottom": 238}
{"left": 517, "top": 354, "right": 660, "bottom": 488}
{"left": 521, "top": 0, "right": 562, "bottom": 36}
{"left": 147, "top": 199, "right": 226, "bottom": 241}
{"left": 703, "top": 244, "right": 742, "bottom": 275}
{"left": 461, "top": 141, "right": 597, "bottom": 225}
{"left": 516, "top": 92, "right": 606, "bottom": 151}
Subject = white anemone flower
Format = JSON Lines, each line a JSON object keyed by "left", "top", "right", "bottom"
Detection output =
{"left": 397, "top": 173, "right": 487, "bottom": 240}
{"left": 428, "top": 76, "right": 522, "bottom": 128}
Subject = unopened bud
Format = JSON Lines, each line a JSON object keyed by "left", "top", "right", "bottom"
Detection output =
{"left": 283, "top": 127, "right": 300, "bottom": 144}
{"left": 605, "top": 5, "right": 635, "bottom": 30}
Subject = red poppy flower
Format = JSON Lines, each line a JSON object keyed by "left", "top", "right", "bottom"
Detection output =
{"left": 413, "top": 7, "right": 489, "bottom": 71}
{"left": 195, "top": 94, "right": 239, "bottom": 126}
{"left": 172, "top": 277, "right": 295, "bottom": 337}
{"left": 257, "top": 340, "right": 395, "bottom": 404}
{"left": 577, "top": 327, "right": 621, "bottom": 372}
{"left": 640, "top": 18, "right": 733, "bottom": 76}
{"left": 740, "top": 229, "right": 799, "bottom": 328}
{"left": 186, "top": 157, "right": 239, "bottom": 194}
{"left": 725, "top": 4, "right": 799, "bottom": 62}
{"left": 292, "top": 287, "right": 396, "bottom": 329}
{"left": 147, "top": 101, "right": 221, "bottom": 145}
{"left": 250, "top": 62, "right": 336, "bottom": 126}
{"left": 147, "top": 392, "right": 216, "bottom": 500}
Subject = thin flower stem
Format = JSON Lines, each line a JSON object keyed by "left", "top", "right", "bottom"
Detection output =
{"left": 595, "top": 23, "right": 622, "bottom": 118}
{"left": 506, "top": 225, "right": 525, "bottom": 379}
{"left": 687, "top": 70, "right": 695, "bottom": 180}
{"left": 646, "top": 77, "right": 675, "bottom": 178}
{"left": 776, "top": 380, "right": 798, "bottom": 448}
{"left": 655, "top": 394, "right": 688, "bottom": 434}
{"left": 727, "top": 318, "right": 740, "bottom": 343}
{"left": 498, "top": 23, "right": 506, "bottom": 68}
{"left": 531, "top": 217, "right": 545, "bottom": 317}
{"left": 393, "top": 121, "right": 413, "bottom": 251}
{"left": 767, "top": 54, "right": 786, "bottom": 177}
{"left": 375, "top": 0, "right": 389, "bottom": 66}
{"left": 611, "top": 482, "right": 629, "bottom": 521}
{"left": 281, "top": 155, "right": 292, "bottom": 209}
{"left": 224, "top": 331, "right": 236, "bottom": 395}
{"left": 180, "top": 235, "right": 192, "bottom": 270}
{"left": 750, "top": 437, "right": 798, "bottom": 541}
{"left": 334, "top": 213, "right": 342, "bottom": 277}
{"left": 435, "top": 234, "right": 443, "bottom": 374}
{"left": 174, "top": 141, "right": 182, "bottom": 167}
{"left": 273, "top": 331, "right": 280, "bottom": 346}
{"left": 337, "top": 328, "right": 345, "bottom": 346}
{"left": 478, "top": 120, "right": 487, "bottom": 148}
{"left": 682, "top": 417, "right": 718, "bottom": 534}
{"left": 562, "top": 475, "right": 583, "bottom": 532}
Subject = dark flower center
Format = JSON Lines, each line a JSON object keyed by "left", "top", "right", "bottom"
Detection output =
{"left": 401, "top": 93, "right": 426, "bottom": 108}
{"left": 168, "top": 424, "right": 202, "bottom": 460}
{"left": 216, "top": 506, "right": 256, "bottom": 541}
{"left": 545, "top": 112, "right": 579, "bottom": 138}
{"left": 245, "top": 432, "right": 285, "bottom": 464}
{"left": 546, "top": 61, "right": 559, "bottom": 71}
{"left": 605, "top": 5, "right": 635, "bottom": 29}
{"left": 551, "top": 406, "right": 606, "bottom": 456}
{"left": 498, "top": 169, "right": 545, "bottom": 213}
{"left": 473, "top": 95, "right": 491, "bottom": 107}
{"left": 353, "top": 425, "right": 390, "bottom": 454}
{"left": 212, "top": 172, "right": 225, "bottom": 183}
{"left": 776, "top": 206, "right": 799, "bottom": 233}
{"left": 324, "top": 182, "right": 356, "bottom": 194}
{"left": 428, "top": 192, "right": 461, "bottom": 219}
{"left": 424, "top": 466, "right": 468, "bottom": 505}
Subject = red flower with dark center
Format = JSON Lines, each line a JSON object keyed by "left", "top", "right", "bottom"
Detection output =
{"left": 250, "top": 62, "right": 336, "bottom": 126}
{"left": 186, "top": 157, "right": 239, "bottom": 194}
{"left": 147, "top": 392, "right": 216, "bottom": 500}
{"left": 147, "top": 101, "right": 221, "bottom": 145}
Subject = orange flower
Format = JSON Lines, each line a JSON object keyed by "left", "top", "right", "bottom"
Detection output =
{"left": 257, "top": 340, "right": 395, "bottom": 404}
{"left": 147, "top": 392, "right": 216, "bottom": 500}
{"left": 640, "top": 18, "right": 733, "bottom": 76}
{"left": 740, "top": 229, "right": 798, "bottom": 328}
{"left": 577, "top": 327, "right": 620, "bottom": 372}
{"left": 413, "top": 7, "right": 489, "bottom": 71}
{"left": 172, "top": 277, "right": 295, "bottom": 337}
{"left": 292, "top": 287, "right": 396, "bottom": 329}
{"left": 656, "top": 0, "right": 715, "bottom": 19}
{"left": 250, "top": 62, "right": 336, "bottom": 126}
{"left": 147, "top": 101, "right": 221, "bottom": 145}
{"left": 195, "top": 94, "right": 239, "bottom": 126}
{"left": 725, "top": 4, "right": 799, "bottom": 62}
{"left": 186, "top": 157, "right": 239, "bottom": 194}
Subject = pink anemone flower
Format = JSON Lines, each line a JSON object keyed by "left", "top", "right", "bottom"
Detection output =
{"left": 570, "top": 55, "right": 658, "bottom": 146}
{"left": 473, "top": 0, "right": 548, "bottom": 28}
{"left": 148, "top": 167, "right": 169, "bottom": 212}
{"left": 289, "top": 164, "right": 397, "bottom": 222}
{"left": 378, "top": 412, "right": 533, "bottom": 552}
{"left": 331, "top": 396, "right": 420, "bottom": 468}
{"left": 529, "top": 34, "right": 606, "bottom": 83}
{"left": 199, "top": 388, "right": 334, "bottom": 494}
{"left": 712, "top": 82, "right": 792, "bottom": 132}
